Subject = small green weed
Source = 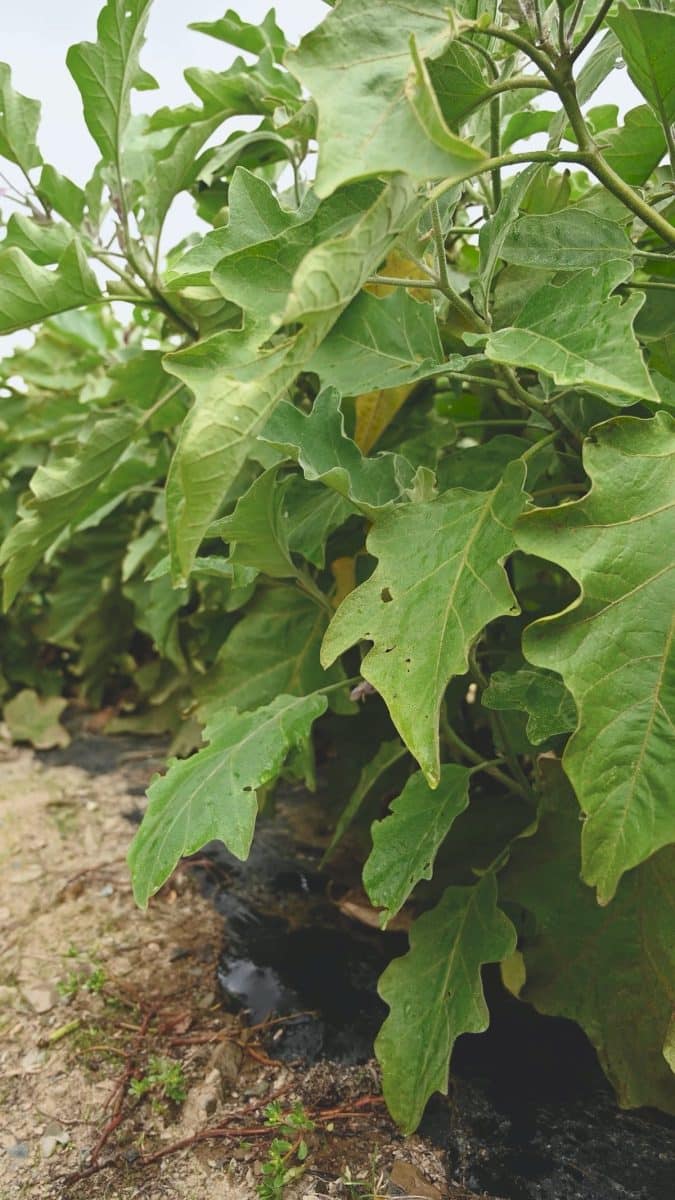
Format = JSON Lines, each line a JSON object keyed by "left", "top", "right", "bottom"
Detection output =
{"left": 258, "top": 1102, "right": 315, "bottom": 1200}
{"left": 129, "top": 1056, "right": 187, "bottom": 1108}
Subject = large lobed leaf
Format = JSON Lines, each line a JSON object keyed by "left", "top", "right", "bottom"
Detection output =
{"left": 501, "top": 763, "right": 675, "bottom": 1113}
{"left": 376, "top": 873, "right": 516, "bottom": 1133}
{"left": 129, "top": 693, "right": 327, "bottom": 907}
{"left": 0, "top": 62, "right": 42, "bottom": 173}
{"left": 287, "top": 0, "right": 485, "bottom": 197}
{"left": 364, "top": 764, "right": 472, "bottom": 927}
{"left": 164, "top": 175, "right": 418, "bottom": 582}
{"left": 67, "top": 0, "right": 157, "bottom": 166}
{"left": 322, "top": 460, "right": 526, "bottom": 786}
{"left": 516, "top": 414, "right": 675, "bottom": 903}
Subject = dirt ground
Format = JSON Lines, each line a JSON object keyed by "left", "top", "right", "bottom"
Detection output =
{"left": 0, "top": 732, "right": 483, "bottom": 1200}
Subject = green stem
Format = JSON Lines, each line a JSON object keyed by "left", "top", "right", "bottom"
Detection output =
{"left": 490, "top": 93, "right": 502, "bottom": 208}
{"left": 296, "top": 570, "right": 333, "bottom": 615}
{"left": 571, "top": 0, "right": 616, "bottom": 62}
{"left": 456, "top": 418, "right": 533, "bottom": 427}
{"left": 440, "top": 706, "right": 526, "bottom": 797}
{"left": 531, "top": 481, "right": 587, "bottom": 498}
{"left": 367, "top": 274, "right": 438, "bottom": 289}
{"left": 565, "top": 0, "right": 586, "bottom": 44}
{"left": 431, "top": 198, "right": 451, "bottom": 293}
{"left": 435, "top": 372, "right": 505, "bottom": 389}
{"left": 317, "top": 676, "right": 362, "bottom": 698}
{"left": 469, "top": 648, "right": 536, "bottom": 801}
{"left": 624, "top": 279, "right": 675, "bottom": 294}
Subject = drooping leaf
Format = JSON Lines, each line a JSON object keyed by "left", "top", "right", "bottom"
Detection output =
{"left": 364, "top": 764, "right": 472, "bottom": 926}
{"left": 515, "top": 414, "right": 675, "bottom": 903}
{"left": 66, "top": 0, "right": 157, "bottom": 166}
{"left": 4, "top": 689, "right": 70, "bottom": 749}
{"left": 405, "top": 33, "right": 487, "bottom": 164}
{"left": 607, "top": 5, "right": 675, "bottom": 132}
{"left": 0, "top": 413, "right": 137, "bottom": 609}
{"left": 482, "top": 667, "right": 577, "bottom": 744}
{"left": 164, "top": 175, "right": 417, "bottom": 582}
{"left": 474, "top": 166, "right": 538, "bottom": 319}
{"left": 501, "top": 210, "right": 633, "bottom": 271}
{"left": 208, "top": 468, "right": 296, "bottom": 579}
{"left": 2, "top": 213, "right": 74, "bottom": 266}
{"left": 287, "top": 0, "right": 485, "bottom": 197}
{"left": 322, "top": 460, "right": 526, "bottom": 785}
{"left": 376, "top": 874, "right": 516, "bottom": 1133}
{"left": 0, "top": 241, "right": 101, "bottom": 335}
{"left": 307, "top": 290, "right": 444, "bottom": 395}
{"left": 500, "top": 763, "right": 675, "bottom": 1114}
{"left": 262, "top": 388, "right": 416, "bottom": 519}
{"left": 128, "top": 693, "right": 327, "bottom": 907}
{"left": 0, "top": 62, "right": 42, "bottom": 172}
{"left": 323, "top": 739, "right": 408, "bottom": 862}
{"left": 481, "top": 262, "right": 657, "bottom": 404}
{"left": 196, "top": 588, "right": 345, "bottom": 721}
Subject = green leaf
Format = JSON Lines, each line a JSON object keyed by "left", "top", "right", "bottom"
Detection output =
{"left": 482, "top": 667, "right": 577, "bottom": 744}
{"left": 262, "top": 388, "right": 416, "bottom": 519}
{"left": 322, "top": 460, "right": 526, "bottom": 785}
{"left": 323, "top": 739, "right": 407, "bottom": 862}
{"left": 0, "top": 241, "right": 101, "bottom": 335}
{"left": 284, "top": 477, "right": 356, "bottom": 569}
{"left": 405, "top": 34, "right": 487, "bottom": 164}
{"left": 482, "top": 262, "right": 657, "bottom": 404}
{"left": 501, "top": 210, "right": 633, "bottom": 271}
{"left": 38, "top": 165, "right": 86, "bottom": 226}
{"left": 0, "top": 62, "right": 42, "bottom": 172}
{"left": 67, "top": 0, "right": 157, "bottom": 166}
{"left": 602, "top": 105, "right": 667, "bottom": 187}
{"left": 209, "top": 468, "right": 296, "bottom": 579}
{"left": 287, "top": 0, "right": 484, "bottom": 197}
{"left": 189, "top": 9, "right": 286, "bottom": 61}
{"left": 0, "top": 414, "right": 137, "bottom": 609}
{"left": 4, "top": 689, "right": 70, "bottom": 750}
{"left": 2, "top": 213, "right": 73, "bottom": 266}
{"left": 307, "top": 290, "right": 444, "bottom": 394}
{"left": 364, "top": 764, "right": 471, "bottom": 926}
{"left": 376, "top": 874, "right": 516, "bottom": 1133}
{"left": 196, "top": 588, "right": 345, "bottom": 721}
{"left": 502, "top": 110, "right": 555, "bottom": 151}
{"left": 500, "top": 763, "right": 675, "bottom": 1114}
{"left": 164, "top": 176, "right": 417, "bottom": 581}
{"left": 128, "top": 693, "right": 327, "bottom": 907}
{"left": 474, "top": 166, "right": 537, "bottom": 319}
{"left": 607, "top": 5, "right": 675, "bottom": 132}
{"left": 515, "top": 414, "right": 675, "bottom": 903}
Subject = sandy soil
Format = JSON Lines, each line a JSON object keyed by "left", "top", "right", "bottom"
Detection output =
{"left": 0, "top": 734, "right": 481, "bottom": 1200}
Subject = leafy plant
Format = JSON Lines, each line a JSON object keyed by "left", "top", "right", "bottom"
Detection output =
{"left": 0, "top": 0, "right": 674, "bottom": 1133}
{"left": 129, "top": 1055, "right": 187, "bottom": 1105}
{"left": 259, "top": 1102, "right": 315, "bottom": 1200}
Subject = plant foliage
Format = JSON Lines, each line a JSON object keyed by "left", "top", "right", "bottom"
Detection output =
{"left": 0, "top": 0, "right": 673, "bottom": 1131}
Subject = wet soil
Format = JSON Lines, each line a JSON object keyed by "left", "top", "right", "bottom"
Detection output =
{"left": 7, "top": 731, "right": 675, "bottom": 1200}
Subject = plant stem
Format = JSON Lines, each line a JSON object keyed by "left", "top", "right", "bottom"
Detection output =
{"left": 367, "top": 274, "right": 439, "bottom": 289}
{"left": 571, "top": 0, "right": 616, "bottom": 62}
{"left": 490, "top": 94, "right": 502, "bottom": 208}
{"left": 431, "top": 198, "right": 451, "bottom": 293}
{"left": 625, "top": 280, "right": 675, "bottom": 294}
{"left": 440, "top": 707, "right": 526, "bottom": 797}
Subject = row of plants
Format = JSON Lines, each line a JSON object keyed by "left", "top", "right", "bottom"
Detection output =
{"left": 0, "top": 0, "right": 673, "bottom": 1131}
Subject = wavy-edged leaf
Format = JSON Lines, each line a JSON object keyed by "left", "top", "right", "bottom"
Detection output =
{"left": 0, "top": 62, "right": 42, "bottom": 172}
{"left": 307, "top": 290, "right": 444, "bottom": 395}
{"left": 364, "top": 764, "right": 471, "bottom": 927}
{"left": 322, "top": 460, "right": 526, "bottom": 786}
{"left": 164, "top": 176, "right": 417, "bottom": 581}
{"left": 482, "top": 262, "right": 657, "bottom": 404}
{"left": 376, "top": 874, "right": 516, "bottom": 1132}
{"left": 474, "top": 166, "right": 537, "bottom": 319}
{"left": 482, "top": 667, "right": 577, "bottom": 744}
{"left": 501, "top": 210, "right": 633, "bottom": 271}
{"left": 0, "top": 241, "right": 101, "bottom": 335}
{"left": 284, "top": 477, "right": 356, "bottom": 569}
{"left": 4, "top": 689, "right": 69, "bottom": 750}
{"left": 500, "top": 762, "right": 675, "bottom": 1113}
{"left": 515, "top": 414, "right": 675, "bottom": 903}
{"left": 603, "top": 105, "right": 667, "bottom": 187}
{"left": 405, "top": 33, "right": 487, "bottom": 164}
{"left": 287, "top": 0, "right": 484, "bottom": 197}
{"left": 189, "top": 9, "right": 286, "bottom": 61}
{"left": 66, "top": 0, "right": 157, "bottom": 166}
{"left": 38, "top": 165, "right": 86, "bottom": 226}
{"left": 128, "top": 693, "right": 327, "bottom": 907}
{"left": 0, "top": 412, "right": 138, "bottom": 607}
{"left": 196, "top": 588, "right": 346, "bottom": 721}
{"left": 262, "top": 388, "right": 416, "bottom": 519}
